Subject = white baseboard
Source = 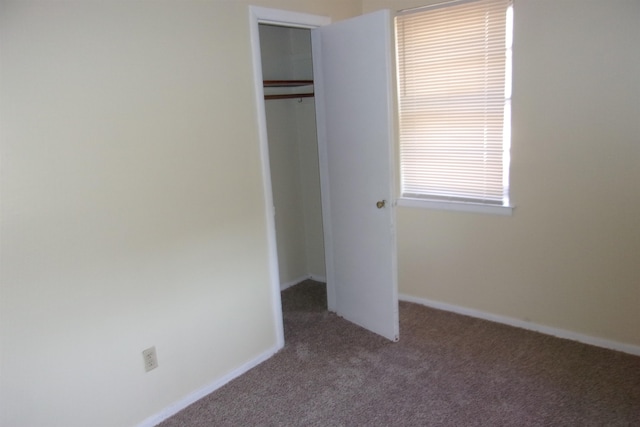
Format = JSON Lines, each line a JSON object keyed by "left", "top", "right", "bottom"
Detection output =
{"left": 399, "top": 294, "right": 640, "bottom": 357}
{"left": 280, "top": 275, "right": 311, "bottom": 291}
{"left": 137, "top": 344, "right": 281, "bottom": 427}
{"left": 309, "top": 274, "right": 326, "bottom": 284}
{"left": 280, "top": 274, "right": 327, "bottom": 291}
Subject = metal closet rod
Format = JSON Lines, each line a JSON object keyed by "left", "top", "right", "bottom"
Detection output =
{"left": 263, "top": 80, "right": 314, "bottom": 100}
{"left": 264, "top": 93, "right": 315, "bottom": 100}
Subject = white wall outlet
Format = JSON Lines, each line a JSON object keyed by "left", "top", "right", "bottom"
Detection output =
{"left": 142, "top": 346, "right": 158, "bottom": 372}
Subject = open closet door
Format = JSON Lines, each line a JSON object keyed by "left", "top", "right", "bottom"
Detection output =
{"left": 312, "top": 10, "right": 399, "bottom": 341}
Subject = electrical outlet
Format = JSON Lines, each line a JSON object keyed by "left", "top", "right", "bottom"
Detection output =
{"left": 142, "top": 346, "right": 158, "bottom": 372}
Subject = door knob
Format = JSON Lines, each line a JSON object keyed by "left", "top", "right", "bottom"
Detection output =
{"left": 376, "top": 200, "right": 386, "bottom": 209}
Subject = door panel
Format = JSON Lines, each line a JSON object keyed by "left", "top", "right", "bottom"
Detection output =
{"left": 312, "top": 10, "right": 399, "bottom": 341}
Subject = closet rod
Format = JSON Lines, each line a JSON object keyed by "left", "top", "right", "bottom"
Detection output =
{"left": 264, "top": 93, "right": 315, "bottom": 100}
{"left": 263, "top": 80, "right": 313, "bottom": 87}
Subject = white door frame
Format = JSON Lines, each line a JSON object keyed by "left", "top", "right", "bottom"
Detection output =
{"left": 249, "top": 6, "right": 331, "bottom": 349}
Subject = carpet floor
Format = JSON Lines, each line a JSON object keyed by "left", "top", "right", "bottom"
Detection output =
{"left": 159, "top": 280, "right": 640, "bottom": 426}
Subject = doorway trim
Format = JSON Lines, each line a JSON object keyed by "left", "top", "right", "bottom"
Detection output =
{"left": 249, "top": 6, "right": 331, "bottom": 349}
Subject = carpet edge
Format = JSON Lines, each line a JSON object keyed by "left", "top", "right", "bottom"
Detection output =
{"left": 399, "top": 293, "right": 640, "bottom": 356}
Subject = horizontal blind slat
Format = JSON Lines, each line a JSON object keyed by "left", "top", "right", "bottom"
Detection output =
{"left": 396, "top": 0, "right": 511, "bottom": 205}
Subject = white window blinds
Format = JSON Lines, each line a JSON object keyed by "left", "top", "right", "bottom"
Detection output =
{"left": 396, "top": 0, "right": 513, "bottom": 206}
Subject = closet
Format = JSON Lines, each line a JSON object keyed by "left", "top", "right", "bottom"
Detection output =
{"left": 259, "top": 24, "right": 326, "bottom": 290}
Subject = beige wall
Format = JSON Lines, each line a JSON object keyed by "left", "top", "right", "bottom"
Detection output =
{"left": 266, "top": 97, "right": 327, "bottom": 284}
{"left": 2, "top": 0, "right": 638, "bottom": 425}
{"left": 364, "top": 0, "right": 640, "bottom": 347}
{"left": 266, "top": 98, "right": 310, "bottom": 283}
{"left": 0, "top": 1, "right": 359, "bottom": 426}
{"left": 261, "top": 25, "right": 326, "bottom": 286}
{"left": 296, "top": 99, "right": 326, "bottom": 278}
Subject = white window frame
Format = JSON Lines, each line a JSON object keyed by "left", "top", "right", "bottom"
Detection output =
{"left": 395, "top": 0, "right": 514, "bottom": 216}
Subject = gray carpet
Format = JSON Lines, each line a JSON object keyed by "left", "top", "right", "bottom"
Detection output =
{"left": 159, "top": 280, "right": 640, "bottom": 426}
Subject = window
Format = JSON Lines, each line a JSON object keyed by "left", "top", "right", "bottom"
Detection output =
{"left": 395, "top": 0, "right": 514, "bottom": 214}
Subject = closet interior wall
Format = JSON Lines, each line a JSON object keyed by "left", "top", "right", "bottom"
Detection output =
{"left": 259, "top": 24, "right": 326, "bottom": 289}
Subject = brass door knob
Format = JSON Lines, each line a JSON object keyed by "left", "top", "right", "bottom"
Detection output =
{"left": 376, "top": 200, "right": 386, "bottom": 209}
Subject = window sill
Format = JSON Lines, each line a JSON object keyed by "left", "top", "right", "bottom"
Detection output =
{"left": 397, "top": 197, "right": 514, "bottom": 216}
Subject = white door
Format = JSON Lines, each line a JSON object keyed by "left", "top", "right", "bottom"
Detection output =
{"left": 312, "top": 10, "right": 399, "bottom": 341}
